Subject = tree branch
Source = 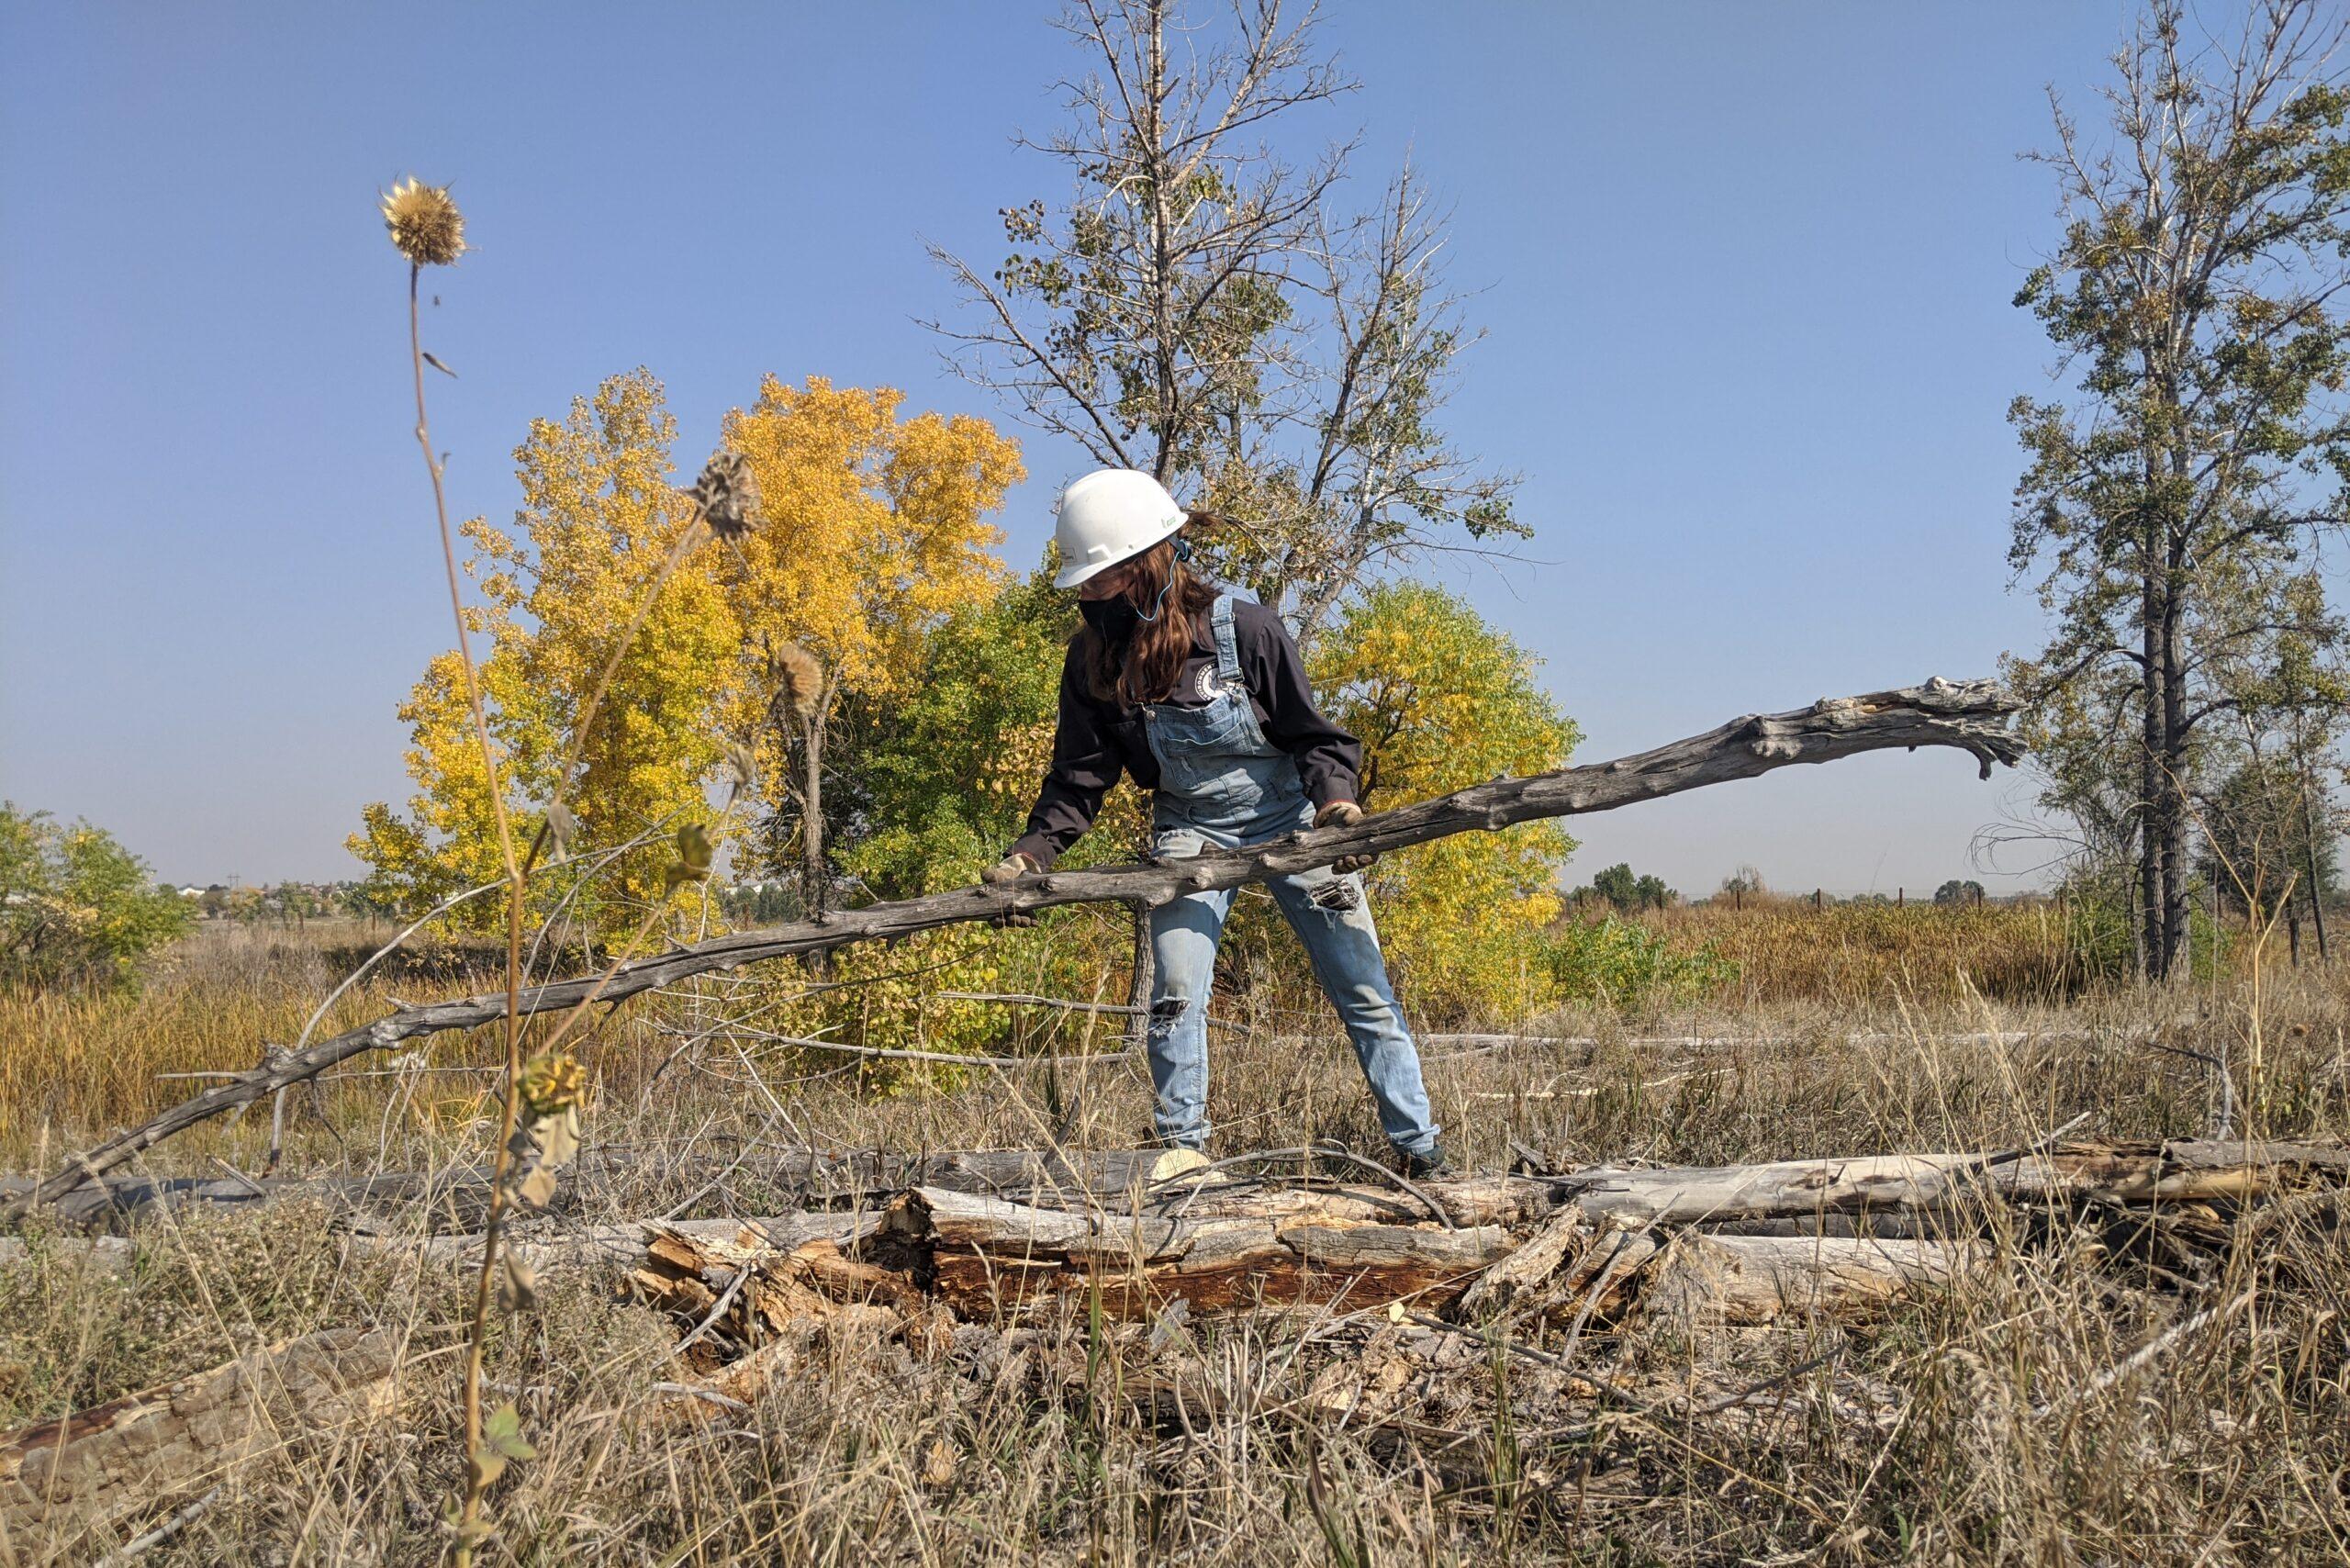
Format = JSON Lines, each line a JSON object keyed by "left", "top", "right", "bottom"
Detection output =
{"left": 6, "top": 678, "right": 2021, "bottom": 1216}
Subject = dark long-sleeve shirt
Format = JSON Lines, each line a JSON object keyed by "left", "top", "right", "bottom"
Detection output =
{"left": 1008, "top": 598, "right": 1361, "bottom": 868}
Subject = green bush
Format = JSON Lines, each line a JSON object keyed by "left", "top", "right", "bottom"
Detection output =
{"left": 1543, "top": 914, "right": 1736, "bottom": 1008}
{"left": 0, "top": 803, "right": 195, "bottom": 990}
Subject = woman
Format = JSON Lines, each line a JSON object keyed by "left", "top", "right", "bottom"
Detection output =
{"left": 983, "top": 468, "right": 1447, "bottom": 1175}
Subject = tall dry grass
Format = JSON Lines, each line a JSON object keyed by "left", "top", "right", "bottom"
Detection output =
{"left": 2, "top": 933, "right": 2345, "bottom": 1563}
{"left": 1610, "top": 897, "right": 2153, "bottom": 1006}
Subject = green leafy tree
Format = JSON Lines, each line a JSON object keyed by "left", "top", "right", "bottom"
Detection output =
{"left": 1933, "top": 879, "right": 1987, "bottom": 906}
{"left": 0, "top": 803, "right": 195, "bottom": 989}
{"left": 2199, "top": 756, "right": 2339, "bottom": 920}
{"left": 2007, "top": 0, "right": 2350, "bottom": 978}
{"left": 846, "top": 568, "right": 1078, "bottom": 898}
{"left": 1583, "top": 863, "right": 1675, "bottom": 911}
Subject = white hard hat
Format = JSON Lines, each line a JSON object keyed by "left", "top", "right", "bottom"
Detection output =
{"left": 1052, "top": 469, "right": 1188, "bottom": 588}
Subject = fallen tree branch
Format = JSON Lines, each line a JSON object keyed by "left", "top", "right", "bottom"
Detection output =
{"left": 9, "top": 678, "right": 2021, "bottom": 1215}
{"left": 1552, "top": 1137, "right": 2349, "bottom": 1225}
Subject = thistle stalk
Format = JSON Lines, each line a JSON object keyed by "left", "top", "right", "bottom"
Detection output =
{"left": 382, "top": 173, "right": 520, "bottom": 1560}
{"left": 383, "top": 180, "right": 749, "bottom": 1556}
{"left": 404, "top": 256, "right": 525, "bottom": 1564}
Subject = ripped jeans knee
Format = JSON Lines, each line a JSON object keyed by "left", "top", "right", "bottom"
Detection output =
{"left": 1307, "top": 877, "right": 1361, "bottom": 913}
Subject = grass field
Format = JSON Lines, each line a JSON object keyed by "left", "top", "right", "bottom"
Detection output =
{"left": 0, "top": 913, "right": 2344, "bottom": 1563}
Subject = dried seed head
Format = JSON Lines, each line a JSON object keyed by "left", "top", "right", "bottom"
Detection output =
{"left": 518, "top": 1051, "right": 586, "bottom": 1115}
{"left": 380, "top": 176, "right": 467, "bottom": 267}
{"left": 774, "top": 643, "right": 823, "bottom": 722}
{"left": 544, "top": 800, "right": 576, "bottom": 858}
{"left": 686, "top": 449, "right": 758, "bottom": 541}
{"left": 721, "top": 739, "right": 760, "bottom": 794}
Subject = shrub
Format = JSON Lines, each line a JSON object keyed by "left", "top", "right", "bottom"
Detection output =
{"left": 0, "top": 803, "right": 195, "bottom": 990}
{"left": 1544, "top": 913, "right": 1736, "bottom": 1007}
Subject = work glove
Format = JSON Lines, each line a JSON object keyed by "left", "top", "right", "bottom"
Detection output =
{"left": 1313, "top": 801, "right": 1378, "bottom": 875}
{"left": 981, "top": 850, "right": 1040, "bottom": 927}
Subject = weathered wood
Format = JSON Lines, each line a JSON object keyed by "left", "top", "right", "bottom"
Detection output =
{"left": 1636, "top": 1234, "right": 1979, "bottom": 1324}
{"left": 885, "top": 1185, "right": 1516, "bottom": 1318}
{"left": 1459, "top": 1201, "right": 1586, "bottom": 1316}
{"left": 0, "top": 1327, "right": 413, "bottom": 1539}
{"left": 13, "top": 678, "right": 2022, "bottom": 1214}
{"left": 1553, "top": 1139, "right": 2348, "bottom": 1225}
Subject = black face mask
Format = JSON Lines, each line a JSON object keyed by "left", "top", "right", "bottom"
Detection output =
{"left": 1079, "top": 596, "right": 1140, "bottom": 644}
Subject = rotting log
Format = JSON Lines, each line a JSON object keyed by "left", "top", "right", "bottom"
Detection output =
{"left": 10, "top": 678, "right": 2022, "bottom": 1215}
{"left": 1554, "top": 1139, "right": 2350, "bottom": 1226}
{"left": 884, "top": 1185, "right": 1516, "bottom": 1318}
{"left": 0, "top": 1327, "right": 416, "bottom": 1540}
{"left": 1636, "top": 1234, "right": 1980, "bottom": 1325}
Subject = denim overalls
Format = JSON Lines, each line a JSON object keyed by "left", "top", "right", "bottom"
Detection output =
{"left": 1141, "top": 593, "right": 1440, "bottom": 1157}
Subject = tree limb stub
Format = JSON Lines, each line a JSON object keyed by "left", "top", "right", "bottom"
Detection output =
{"left": 10, "top": 678, "right": 2020, "bottom": 1215}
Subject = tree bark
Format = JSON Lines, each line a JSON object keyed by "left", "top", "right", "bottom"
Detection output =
{"left": 1636, "top": 1234, "right": 1978, "bottom": 1325}
{"left": 1550, "top": 1138, "right": 2346, "bottom": 1225}
{"left": 0, "top": 1327, "right": 415, "bottom": 1539}
{"left": 800, "top": 699, "right": 827, "bottom": 919}
{"left": 7, "top": 678, "right": 2021, "bottom": 1215}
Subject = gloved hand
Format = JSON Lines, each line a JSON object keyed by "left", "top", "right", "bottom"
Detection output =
{"left": 981, "top": 850, "right": 1040, "bottom": 926}
{"left": 980, "top": 851, "right": 1040, "bottom": 884}
{"left": 1313, "top": 801, "right": 1377, "bottom": 875}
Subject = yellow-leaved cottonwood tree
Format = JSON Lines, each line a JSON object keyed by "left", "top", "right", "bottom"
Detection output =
{"left": 720, "top": 375, "right": 1024, "bottom": 912}
{"left": 353, "top": 371, "right": 1023, "bottom": 930}
{"left": 352, "top": 370, "right": 739, "bottom": 923}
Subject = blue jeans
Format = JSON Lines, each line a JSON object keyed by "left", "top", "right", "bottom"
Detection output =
{"left": 1147, "top": 817, "right": 1440, "bottom": 1158}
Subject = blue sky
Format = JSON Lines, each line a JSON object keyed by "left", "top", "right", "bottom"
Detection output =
{"left": 2, "top": 2, "right": 2164, "bottom": 892}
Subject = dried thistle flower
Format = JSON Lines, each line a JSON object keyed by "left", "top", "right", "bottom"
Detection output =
{"left": 380, "top": 176, "right": 467, "bottom": 267}
{"left": 774, "top": 643, "right": 823, "bottom": 722}
{"left": 685, "top": 450, "right": 758, "bottom": 541}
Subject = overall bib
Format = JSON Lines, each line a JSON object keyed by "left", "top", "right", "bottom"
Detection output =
{"left": 1140, "top": 593, "right": 1440, "bottom": 1156}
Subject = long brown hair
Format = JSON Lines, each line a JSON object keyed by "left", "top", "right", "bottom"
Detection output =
{"left": 1079, "top": 534, "right": 1220, "bottom": 707}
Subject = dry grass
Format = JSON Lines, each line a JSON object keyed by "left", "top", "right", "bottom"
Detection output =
{"left": 1597, "top": 898, "right": 2147, "bottom": 1006}
{"left": 1, "top": 923, "right": 2346, "bottom": 1562}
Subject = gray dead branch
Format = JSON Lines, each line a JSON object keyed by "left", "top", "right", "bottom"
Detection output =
{"left": 9, "top": 678, "right": 2022, "bottom": 1215}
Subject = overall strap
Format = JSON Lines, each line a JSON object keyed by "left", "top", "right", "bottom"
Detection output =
{"left": 1209, "top": 593, "right": 1242, "bottom": 684}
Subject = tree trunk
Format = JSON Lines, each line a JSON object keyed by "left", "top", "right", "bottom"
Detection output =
{"left": 2141, "top": 554, "right": 2169, "bottom": 980}
{"left": 800, "top": 704, "right": 827, "bottom": 919}
{"left": 1550, "top": 1138, "right": 2345, "bottom": 1225}
{"left": 2301, "top": 772, "right": 2331, "bottom": 960}
{"left": 1637, "top": 1234, "right": 1979, "bottom": 1325}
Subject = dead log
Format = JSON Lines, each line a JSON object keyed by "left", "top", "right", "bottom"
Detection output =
{"left": 0, "top": 1327, "right": 415, "bottom": 1540}
{"left": 12, "top": 679, "right": 2022, "bottom": 1215}
{"left": 1635, "top": 1234, "right": 1979, "bottom": 1325}
{"left": 885, "top": 1185, "right": 1517, "bottom": 1318}
{"left": 1553, "top": 1138, "right": 2349, "bottom": 1225}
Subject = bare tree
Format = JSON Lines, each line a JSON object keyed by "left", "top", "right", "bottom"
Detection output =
{"left": 927, "top": 0, "right": 1523, "bottom": 639}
